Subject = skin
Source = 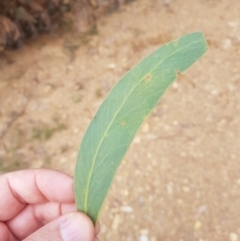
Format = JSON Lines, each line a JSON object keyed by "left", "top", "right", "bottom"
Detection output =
{"left": 0, "top": 169, "right": 100, "bottom": 241}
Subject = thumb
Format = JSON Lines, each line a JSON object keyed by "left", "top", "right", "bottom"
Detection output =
{"left": 23, "top": 212, "right": 95, "bottom": 241}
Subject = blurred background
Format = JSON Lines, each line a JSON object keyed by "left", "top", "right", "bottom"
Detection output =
{"left": 0, "top": 0, "right": 240, "bottom": 240}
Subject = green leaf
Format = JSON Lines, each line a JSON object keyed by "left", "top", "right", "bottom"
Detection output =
{"left": 74, "top": 32, "right": 208, "bottom": 224}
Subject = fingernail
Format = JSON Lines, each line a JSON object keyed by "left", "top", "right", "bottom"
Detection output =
{"left": 60, "top": 215, "right": 88, "bottom": 241}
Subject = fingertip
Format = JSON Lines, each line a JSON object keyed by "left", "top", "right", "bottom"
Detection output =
{"left": 60, "top": 212, "right": 95, "bottom": 241}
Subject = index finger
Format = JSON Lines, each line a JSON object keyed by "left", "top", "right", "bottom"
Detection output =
{"left": 0, "top": 169, "right": 74, "bottom": 221}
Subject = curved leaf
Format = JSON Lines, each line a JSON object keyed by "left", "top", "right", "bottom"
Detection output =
{"left": 74, "top": 32, "right": 208, "bottom": 224}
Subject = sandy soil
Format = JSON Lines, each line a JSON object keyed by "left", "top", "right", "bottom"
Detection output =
{"left": 0, "top": 0, "right": 240, "bottom": 240}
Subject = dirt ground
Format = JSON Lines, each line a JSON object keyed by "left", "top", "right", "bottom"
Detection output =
{"left": 0, "top": 0, "right": 240, "bottom": 240}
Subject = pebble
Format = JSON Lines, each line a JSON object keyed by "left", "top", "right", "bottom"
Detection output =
{"left": 172, "top": 82, "right": 179, "bottom": 89}
{"left": 182, "top": 186, "right": 190, "bottom": 193}
{"left": 140, "top": 229, "right": 149, "bottom": 235}
{"left": 210, "top": 89, "right": 219, "bottom": 96}
{"left": 28, "top": 100, "right": 38, "bottom": 111}
{"left": 101, "top": 224, "right": 107, "bottom": 233}
{"left": 0, "top": 149, "right": 6, "bottom": 155}
{"left": 38, "top": 103, "right": 49, "bottom": 112}
{"left": 70, "top": 152, "right": 77, "bottom": 158}
{"left": 67, "top": 65, "right": 74, "bottom": 70}
{"left": 60, "top": 157, "right": 67, "bottom": 163}
{"left": 197, "top": 205, "right": 207, "bottom": 214}
{"left": 177, "top": 199, "right": 184, "bottom": 206}
{"left": 222, "top": 38, "right": 232, "bottom": 50}
{"left": 20, "top": 96, "right": 28, "bottom": 105}
{"left": 146, "top": 134, "right": 156, "bottom": 140}
{"left": 180, "top": 152, "right": 186, "bottom": 157}
{"left": 231, "top": 154, "right": 236, "bottom": 159}
{"left": 112, "top": 215, "right": 120, "bottom": 230}
{"left": 62, "top": 113, "right": 67, "bottom": 119}
{"left": 121, "top": 189, "right": 129, "bottom": 196}
{"left": 147, "top": 152, "right": 152, "bottom": 158}
{"left": 120, "top": 206, "right": 133, "bottom": 213}
{"left": 133, "top": 136, "right": 141, "bottom": 144}
{"left": 194, "top": 221, "right": 202, "bottom": 230}
{"left": 139, "top": 234, "right": 149, "bottom": 241}
{"left": 163, "top": 0, "right": 174, "bottom": 4}
{"left": 164, "top": 125, "right": 170, "bottom": 131}
{"left": 167, "top": 182, "right": 174, "bottom": 195}
{"left": 138, "top": 195, "right": 144, "bottom": 206}
{"left": 107, "top": 63, "right": 116, "bottom": 69}
{"left": 73, "top": 128, "right": 79, "bottom": 134}
{"left": 173, "top": 120, "right": 179, "bottom": 126}
{"left": 228, "top": 21, "right": 239, "bottom": 28}
{"left": 44, "top": 85, "right": 52, "bottom": 93}
{"left": 229, "top": 233, "right": 238, "bottom": 241}
{"left": 142, "top": 123, "right": 150, "bottom": 133}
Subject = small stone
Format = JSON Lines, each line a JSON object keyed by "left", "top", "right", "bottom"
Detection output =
{"left": 182, "top": 186, "right": 190, "bottom": 193}
{"left": 112, "top": 215, "right": 120, "bottom": 230}
{"left": 139, "top": 234, "right": 149, "bottom": 241}
{"left": 133, "top": 136, "right": 141, "bottom": 144}
{"left": 228, "top": 84, "right": 235, "bottom": 91}
{"left": 120, "top": 206, "right": 133, "bottom": 213}
{"left": 0, "top": 149, "right": 6, "bottom": 155}
{"left": 197, "top": 205, "right": 207, "bottom": 214}
{"left": 60, "top": 157, "right": 67, "bottom": 163}
{"left": 173, "top": 120, "right": 179, "bottom": 126}
{"left": 163, "top": 0, "right": 174, "bottom": 4}
{"left": 101, "top": 224, "right": 107, "bottom": 233}
{"left": 177, "top": 199, "right": 184, "bottom": 206}
{"left": 210, "top": 89, "right": 219, "bottom": 95}
{"left": 167, "top": 182, "right": 173, "bottom": 195}
{"left": 73, "top": 128, "right": 79, "bottom": 134}
{"left": 28, "top": 101, "right": 38, "bottom": 111}
{"left": 107, "top": 63, "right": 116, "bottom": 69}
{"left": 194, "top": 221, "right": 202, "bottom": 230}
{"left": 231, "top": 154, "right": 236, "bottom": 159}
{"left": 142, "top": 123, "right": 150, "bottom": 133}
{"left": 146, "top": 134, "right": 156, "bottom": 140}
{"left": 38, "top": 103, "right": 49, "bottom": 112}
{"left": 181, "top": 152, "right": 186, "bottom": 157}
{"left": 67, "top": 65, "right": 74, "bottom": 70}
{"left": 71, "top": 152, "right": 77, "bottom": 158}
{"left": 121, "top": 189, "right": 129, "bottom": 196}
{"left": 229, "top": 233, "right": 238, "bottom": 241}
{"left": 228, "top": 21, "right": 239, "bottom": 28}
{"left": 44, "top": 85, "right": 52, "bottom": 93}
{"left": 140, "top": 229, "right": 149, "bottom": 235}
{"left": 164, "top": 125, "right": 170, "bottom": 131}
{"left": 20, "top": 96, "right": 28, "bottom": 105}
{"left": 172, "top": 82, "right": 179, "bottom": 89}
{"left": 222, "top": 38, "right": 232, "bottom": 50}
{"left": 147, "top": 152, "right": 152, "bottom": 158}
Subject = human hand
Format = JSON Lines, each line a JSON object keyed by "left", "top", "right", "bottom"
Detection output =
{"left": 0, "top": 169, "right": 100, "bottom": 241}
